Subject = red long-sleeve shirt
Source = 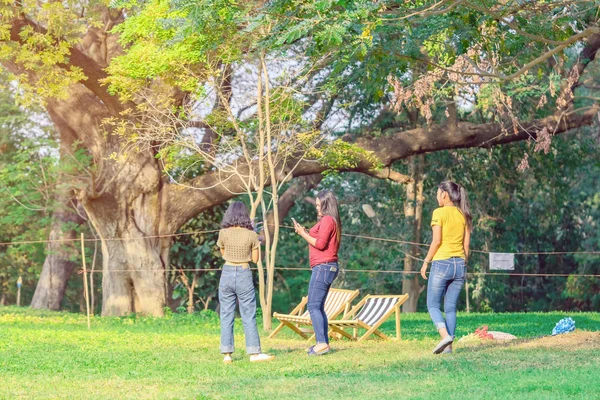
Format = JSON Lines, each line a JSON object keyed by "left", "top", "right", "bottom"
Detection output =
{"left": 308, "top": 215, "right": 339, "bottom": 267}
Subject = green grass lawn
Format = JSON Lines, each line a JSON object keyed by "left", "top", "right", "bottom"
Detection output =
{"left": 0, "top": 307, "right": 598, "bottom": 399}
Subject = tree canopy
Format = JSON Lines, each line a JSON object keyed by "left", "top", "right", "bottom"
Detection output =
{"left": 1, "top": 0, "right": 599, "bottom": 315}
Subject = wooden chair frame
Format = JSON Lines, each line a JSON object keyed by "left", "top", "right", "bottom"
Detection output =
{"left": 268, "top": 288, "right": 360, "bottom": 340}
{"left": 328, "top": 294, "right": 409, "bottom": 342}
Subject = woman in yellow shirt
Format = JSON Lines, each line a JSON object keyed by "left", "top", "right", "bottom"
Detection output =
{"left": 420, "top": 181, "right": 472, "bottom": 354}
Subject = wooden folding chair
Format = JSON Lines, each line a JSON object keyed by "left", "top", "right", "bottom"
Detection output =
{"left": 328, "top": 294, "right": 409, "bottom": 342}
{"left": 268, "top": 288, "right": 360, "bottom": 339}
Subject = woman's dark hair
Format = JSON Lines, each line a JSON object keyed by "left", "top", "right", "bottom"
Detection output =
{"left": 316, "top": 190, "right": 342, "bottom": 244}
{"left": 221, "top": 201, "right": 254, "bottom": 230}
{"left": 438, "top": 181, "right": 473, "bottom": 232}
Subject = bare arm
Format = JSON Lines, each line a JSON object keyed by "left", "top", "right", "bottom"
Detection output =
{"left": 252, "top": 248, "right": 259, "bottom": 263}
{"left": 217, "top": 230, "right": 225, "bottom": 258}
{"left": 463, "top": 228, "right": 471, "bottom": 260}
{"left": 420, "top": 225, "right": 442, "bottom": 280}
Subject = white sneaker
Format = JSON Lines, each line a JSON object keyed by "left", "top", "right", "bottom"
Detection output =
{"left": 223, "top": 354, "right": 233, "bottom": 364}
{"left": 433, "top": 335, "right": 454, "bottom": 354}
{"left": 249, "top": 353, "right": 275, "bottom": 362}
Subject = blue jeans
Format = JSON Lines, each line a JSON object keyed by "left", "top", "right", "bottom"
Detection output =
{"left": 426, "top": 257, "right": 466, "bottom": 337}
{"left": 219, "top": 265, "right": 261, "bottom": 354}
{"left": 307, "top": 262, "right": 339, "bottom": 344}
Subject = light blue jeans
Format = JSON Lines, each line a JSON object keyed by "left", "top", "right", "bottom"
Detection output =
{"left": 219, "top": 265, "right": 261, "bottom": 354}
{"left": 307, "top": 262, "right": 339, "bottom": 344}
{"left": 426, "top": 257, "right": 466, "bottom": 337}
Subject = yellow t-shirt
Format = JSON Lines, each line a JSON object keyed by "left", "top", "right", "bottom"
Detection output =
{"left": 431, "top": 206, "right": 466, "bottom": 260}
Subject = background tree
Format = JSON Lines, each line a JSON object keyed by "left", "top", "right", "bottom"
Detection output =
{"left": 1, "top": 0, "right": 598, "bottom": 315}
{"left": 0, "top": 71, "right": 60, "bottom": 306}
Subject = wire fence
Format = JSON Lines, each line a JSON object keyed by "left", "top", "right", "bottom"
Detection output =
{"left": 2, "top": 222, "right": 598, "bottom": 328}
{"left": 2, "top": 224, "right": 599, "bottom": 278}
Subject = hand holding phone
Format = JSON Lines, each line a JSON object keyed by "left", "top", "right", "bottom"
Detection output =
{"left": 291, "top": 217, "right": 305, "bottom": 235}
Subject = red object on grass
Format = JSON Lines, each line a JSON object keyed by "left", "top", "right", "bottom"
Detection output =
{"left": 475, "top": 325, "right": 494, "bottom": 339}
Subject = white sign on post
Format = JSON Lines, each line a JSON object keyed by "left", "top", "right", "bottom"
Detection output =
{"left": 489, "top": 253, "right": 515, "bottom": 270}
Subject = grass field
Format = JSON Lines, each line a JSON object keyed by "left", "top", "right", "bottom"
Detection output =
{"left": 0, "top": 307, "right": 598, "bottom": 399}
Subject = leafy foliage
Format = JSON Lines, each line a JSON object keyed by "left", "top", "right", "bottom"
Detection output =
{"left": 0, "top": 72, "right": 57, "bottom": 305}
{"left": 169, "top": 204, "right": 225, "bottom": 312}
{"left": 273, "top": 128, "right": 600, "bottom": 313}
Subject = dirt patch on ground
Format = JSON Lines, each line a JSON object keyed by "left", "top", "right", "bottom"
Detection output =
{"left": 458, "top": 330, "right": 600, "bottom": 353}
{"left": 514, "top": 330, "right": 600, "bottom": 351}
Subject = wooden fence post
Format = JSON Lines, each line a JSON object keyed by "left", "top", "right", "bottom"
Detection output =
{"left": 80, "top": 233, "right": 91, "bottom": 329}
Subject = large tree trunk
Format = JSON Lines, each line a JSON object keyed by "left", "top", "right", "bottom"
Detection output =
{"left": 30, "top": 135, "right": 86, "bottom": 310}
{"left": 99, "top": 231, "right": 168, "bottom": 316}
{"left": 402, "top": 154, "right": 425, "bottom": 312}
{"left": 83, "top": 185, "right": 171, "bottom": 316}
{"left": 30, "top": 196, "right": 85, "bottom": 310}
{"left": 41, "top": 78, "right": 172, "bottom": 316}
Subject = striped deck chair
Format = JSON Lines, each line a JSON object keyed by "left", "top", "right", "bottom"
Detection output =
{"left": 268, "top": 288, "right": 360, "bottom": 340}
{"left": 328, "top": 294, "right": 409, "bottom": 342}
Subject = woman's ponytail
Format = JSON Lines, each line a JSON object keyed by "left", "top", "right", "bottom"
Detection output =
{"left": 439, "top": 181, "right": 473, "bottom": 232}
{"left": 459, "top": 185, "right": 472, "bottom": 232}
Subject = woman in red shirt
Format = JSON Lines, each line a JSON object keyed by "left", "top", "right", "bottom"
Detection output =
{"left": 293, "top": 190, "right": 342, "bottom": 356}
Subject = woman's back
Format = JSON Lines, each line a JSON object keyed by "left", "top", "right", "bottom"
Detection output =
{"left": 217, "top": 227, "right": 259, "bottom": 263}
{"left": 431, "top": 206, "right": 466, "bottom": 260}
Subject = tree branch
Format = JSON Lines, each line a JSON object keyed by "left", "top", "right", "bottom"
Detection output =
{"left": 501, "top": 27, "right": 600, "bottom": 83}
{"left": 363, "top": 168, "right": 412, "bottom": 184}
{"left": 9, "top": 14, "right": 125, "bottom": 115}
{"left": 261, "top": 173, "right": 323, "bottom": 241}
{"left": 167, "top": 106, "right": 598, "bottom": 231}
